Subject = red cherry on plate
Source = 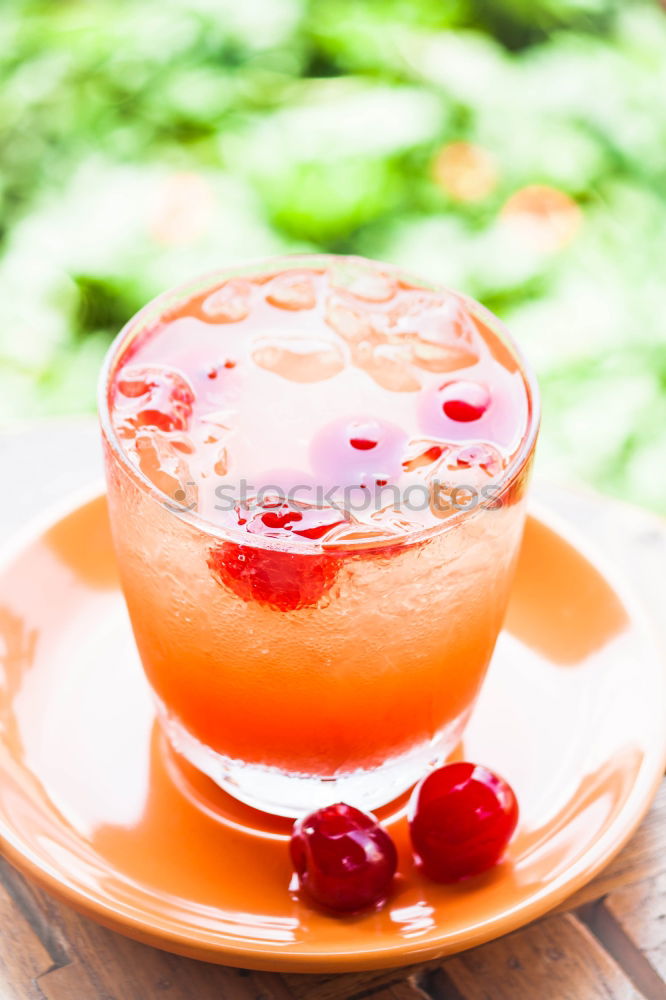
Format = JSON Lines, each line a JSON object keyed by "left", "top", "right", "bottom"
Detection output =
{"left": 439, "top": 381, "right": 491, "bottom": 422}
{"left": 290, "top": 803, "right": 398, "bottom": 912}
{"left": 408, "top": 762, "right": 519, "bottom": 882}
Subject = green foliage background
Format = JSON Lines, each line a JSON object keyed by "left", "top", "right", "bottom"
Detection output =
{"left": 1, "top": 0, "right": 665, "bottom": 510}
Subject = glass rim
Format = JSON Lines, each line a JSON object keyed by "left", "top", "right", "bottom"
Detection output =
{"left": 98, "top": 252, "right": 541, "bottom": 554}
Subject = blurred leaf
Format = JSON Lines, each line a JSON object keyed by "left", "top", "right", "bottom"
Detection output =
{"left": 72, "top": 275, "right": 145, "bottom": 340}
{"left": 1, "top": 0, "right": 665, "bottom": 514}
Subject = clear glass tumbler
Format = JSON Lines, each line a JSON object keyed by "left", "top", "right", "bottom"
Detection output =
{"left": 99, "top": 256, "right": 540, "bottom": 816}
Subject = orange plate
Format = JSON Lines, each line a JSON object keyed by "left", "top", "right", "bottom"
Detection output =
{"left": 0, "top": 491, "right": 665, "bottom": 973}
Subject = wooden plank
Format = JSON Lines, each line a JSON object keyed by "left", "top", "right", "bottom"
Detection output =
{"left": 365, "top": 983, "right": 433, "bottom": 1000}
{"left": 0, "top": 859, "right": 71, "bottom": 972}
{"left": 284, "top": 970, "right": 408, "bottom": 1000}
{"left": 283, "top": 964, "right": 434, "bottom": 1000}
{"left": 604, "top": 875, "right": 666, "bottom": 988}
{"left": 283, "top": 964, "right": 440, "bottom": 1000}
{"left": 35, "top": 931, "right": 293, "bottom": 1000}
{"left": 0, "top": 878, "right": 57, "bottom": 1000}
{"left": 0, "top": 862, "right": 291, "bottom": 1000}
{"left": 434, "top": 913, "right": 646, "bottom": 1000}
{"left": 577, "top": 899, "right": 666, "bottom": 1000}
{"left": 554, "top": 780, "right": 666, "bottom": 913}
{"left": 38, "top": 959, "right": 293, "bottom": 1000}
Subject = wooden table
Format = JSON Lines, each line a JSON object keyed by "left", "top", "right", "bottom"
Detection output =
{"left": 1, "top": 420, "right": 665, "bottom": 1000}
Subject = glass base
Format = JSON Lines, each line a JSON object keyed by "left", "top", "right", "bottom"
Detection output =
{"left": 159, "top": 707, "right": 472, "bottom": 818}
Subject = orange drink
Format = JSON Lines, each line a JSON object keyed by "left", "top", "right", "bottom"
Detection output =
{"left": 99, "top": 255, "right": 539, "bottom": 816}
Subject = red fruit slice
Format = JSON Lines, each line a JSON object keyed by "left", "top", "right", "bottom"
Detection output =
{"left": 448, "top": 443, "right": 504, "bottom": 478}
{"left": 290, "top": 803, "right": 398, "bottom": 912}
{"left": 114, "top": 365, "right": 195, "bottom": 434}
{"left": 208, "top": 498, "right": 348, "bottom": 612}
{"left": 409, "top": 761, "right": 519, "bottom": 882}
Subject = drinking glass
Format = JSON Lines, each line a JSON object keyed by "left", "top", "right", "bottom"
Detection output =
{"left": 99, "top": 256, "right": 539, "bottom": 816}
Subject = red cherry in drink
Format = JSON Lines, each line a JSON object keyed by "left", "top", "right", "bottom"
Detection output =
{"left": 439, "top": 381, "right": 490, "bottom": 422}
{"left": 208, "top": 498, "right": 347, "bottom": 612}
{"left": 408, "top": 762, "right": 519, "bottom": 882}
{"left": 209, "top": 542, "right": 340, "bottom": 612}
{"left": 290, "top": 803, "right": 398, "bottom": 912}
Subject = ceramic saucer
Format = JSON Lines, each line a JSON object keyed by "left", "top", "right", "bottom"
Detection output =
{"left": 0, "top": 492, "right": 664, "bottom": 972}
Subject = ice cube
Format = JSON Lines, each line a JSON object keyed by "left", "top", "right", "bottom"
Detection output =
{"left": 202, "top": 280, "right": 251, "bottom": 323}
{"left": 265, "top": 272, "right": 317, "bottom": 311}
{"left": 390, "top": 292, "right": 479, "bottom": 351}
{"left": 401, "top": 438, "right": 451, "bottom": 473}
{"left": 201, "top": 410, "right": 235, "bottom": 429}
{"left": 322, "top": 524, "right": 401, "bottom": 549}
{"left": 251, "top": 335, "right": 345, "bottom": 383}
{"left": 406, "top": 335, "right": 478, "bottom": 373}
{"left": 325, "top": 296, "right": 374, "bottom": 343}
{"left": 427, "top": 481, "right": 467, "bottom": 521}
{"left": 329, "top": 261, "right": 397, "bottom": 302}
{"left": 133, "top": 428, "right": 198, "bottom": 511}
{"left": 214, "top": 447, "right": 229, "bottom": 477}
{"left": 353, "top": 342, "right": 421, "bottom": 392}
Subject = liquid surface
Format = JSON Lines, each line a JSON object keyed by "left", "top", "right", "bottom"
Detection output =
{"left": 109, "top": 258, "right": 530, "bottom": 546}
